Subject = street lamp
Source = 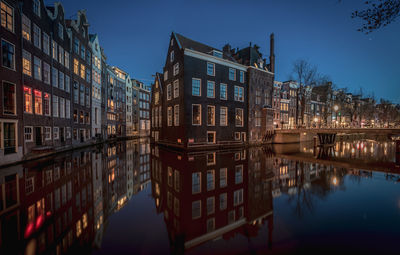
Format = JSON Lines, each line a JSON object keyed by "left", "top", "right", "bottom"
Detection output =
{"left": 333, "top": 105, "right": 339, "bottom": 128}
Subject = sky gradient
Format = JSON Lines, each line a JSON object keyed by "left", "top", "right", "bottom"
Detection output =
{"left": 49, "top": 0, "right": 400, "bottom": 103}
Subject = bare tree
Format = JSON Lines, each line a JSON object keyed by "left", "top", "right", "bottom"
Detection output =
{"left": 291, "top": 59, "right": 318, "bottom": 127}
{"left": 351, "top": 0, "right": 400, "bottom": 34}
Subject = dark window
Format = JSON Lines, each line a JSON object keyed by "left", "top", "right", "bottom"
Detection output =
{"left": 3, "top": 81, "right": 15, "bottom": 114}
{"left": 1, "top": 40, "right": 15, "bottom": 69}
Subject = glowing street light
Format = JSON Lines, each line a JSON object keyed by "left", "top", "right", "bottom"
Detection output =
{"left": 334, "top": 105, "right": 339, "bottom": 112}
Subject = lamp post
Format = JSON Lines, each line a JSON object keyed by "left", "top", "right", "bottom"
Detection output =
{"left": 333, "top": 105, "right": 339, "bottom": 128}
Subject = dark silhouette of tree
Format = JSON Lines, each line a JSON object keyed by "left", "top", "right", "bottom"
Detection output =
{"left": 291, "top": 59, "right": 317, "bottom": 127}
{"left": 351, "top": 0, "right": 400, "bottom": 34}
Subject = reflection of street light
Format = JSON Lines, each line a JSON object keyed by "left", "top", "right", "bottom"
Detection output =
{"left": 332, "top": 177, "right": 338, "bottom": 186}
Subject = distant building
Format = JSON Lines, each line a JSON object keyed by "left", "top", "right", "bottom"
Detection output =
{"left": 89, "top": 34, "right": 102, "bottom": 138}
{"left": 233, "top": 34, "right": 275, "bottom": 143}
{"left": 134, "top": 80, "right": 150, "bottom": 137}
{"left": 150, "top": 73, "right": 163, "bottom": 142}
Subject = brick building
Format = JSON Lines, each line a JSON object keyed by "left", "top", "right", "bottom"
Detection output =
{"left": 0, "top": 0, "right": 23, "bottom": 163}
{"left": 66, "top": 10, "right": 92, "bottom": 144}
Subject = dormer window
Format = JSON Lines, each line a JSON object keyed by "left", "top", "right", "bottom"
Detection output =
{"left": 58, "top": 23, "right": 63, "bottom": 40}
{"left": 170, "top": 39, "right": 174, "bottom": 46}
{"left": 212, "top": 50, "right": 222, "bottom": 58}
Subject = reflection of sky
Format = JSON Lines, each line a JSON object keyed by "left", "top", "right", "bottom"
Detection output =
{"left": 272, "top": 172, "right": 400, "bottom": 253}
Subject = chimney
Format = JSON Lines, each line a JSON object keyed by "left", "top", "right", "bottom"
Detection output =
{"left": 223, "top": 44, "right": 231, "bottom": 54}
{"left": 269, "top": 33, "right": 275, "bottom": 73}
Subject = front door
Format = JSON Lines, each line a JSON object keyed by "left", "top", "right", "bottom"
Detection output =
{"left": 35, "top": 127, "right": 42, "bottom": 146}
{"left": 60, "top": 127, "right": 65, "bottom": 143}
{"left": 80, "top": 129, "right": 84, "bottom": 142}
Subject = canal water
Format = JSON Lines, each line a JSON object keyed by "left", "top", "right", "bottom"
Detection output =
{"left": 0, "top": 138, "right": 399, "bottom": 254}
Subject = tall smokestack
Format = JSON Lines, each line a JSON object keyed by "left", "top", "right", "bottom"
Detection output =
{"left": 269, "top": 33, "right": 275, "bottom": 73}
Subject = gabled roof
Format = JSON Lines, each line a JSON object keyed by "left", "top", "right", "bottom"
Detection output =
{"left": 174, "top": 32, "right": 237, "bottom": 62}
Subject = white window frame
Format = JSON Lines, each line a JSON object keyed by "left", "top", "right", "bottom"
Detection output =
{"left": 207, "top": 81, "right": 215, "bottom": 98}
{"left": 167, "top": 84, "right": 172, "bottom": 100}
{"left": 174, "top": 104, "right": 179, "bottom": 126}
{"left": 192, "top": 78, "right": 201, "bottom": 97}
{"left": 220, "top": 106, "right": 228, "bottom": 126}
{"left": 207, "top": 62, "right": 215, "bottom": 76}
{"left": 173, "top": 62, "right": 179, "bottom": 76}
{"left": 173, "top": 80, "right": 179, "bottom": 98}
{"left": 24, "top": 126, "right": 33, "bottom": 142}
{"left": 192, "top": 104, "right": 201, "bottom": 126}
{"left": 207, "top": 105, "right": 215, "bottom": 126}
{"left": 207, "top": 131, "right": 216, "bottom": 144}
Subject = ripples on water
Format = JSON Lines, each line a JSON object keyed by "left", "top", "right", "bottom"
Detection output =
{"left": 0, "top": 138, "right": 399, "bottom": 254}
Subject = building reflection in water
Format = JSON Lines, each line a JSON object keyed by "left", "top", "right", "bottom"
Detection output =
{"left": 0, "top": 139, "right": 151, "bottom": 255}
{"left": 0, "top": 138, "right": 398, "bottom": 254}
{"left": 150, "top": 146, "right": 274, "bottom": 254}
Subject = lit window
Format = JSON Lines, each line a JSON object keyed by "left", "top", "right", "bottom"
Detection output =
{"left": 207, "top": 105, "right": 215, "bottom": 126}
{"left": 22, "top": 15, "right": 31, "bottom": 41}
{"left": 1, "top": 2, "right": 14, "bottom": 32}
{"left": 34, "top": 89, "right": 42, "bottom": 115}
{"left": 44, "top": 93, "right": 50, "bottom": 116}
{"left": 23, "top": 86, "right": 32, "bottom": 113}
{"left": 80, "top": 64, "right": 85, "bottom": 79}
{"left": 192, "top": 104, "right": 201, "bottom": 125}
{"left": 74, "top": 58, "right": 79, "bottom": 74}
{"left": 22, "top": 50, "right": 31, "bottom": 76}
{"left": 235, "top": 108, "right": 244, "bottom": 127}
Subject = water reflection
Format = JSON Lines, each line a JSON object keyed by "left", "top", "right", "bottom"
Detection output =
{"left": 0, "top": 138, "right": 399, "bottom": 254}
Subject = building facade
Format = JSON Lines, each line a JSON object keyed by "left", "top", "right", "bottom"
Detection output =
{"left": 152, "top": 32, "right": 248, "bottom": 149}
{"left": 66, "top": 10, "right": 92, "bottom": 144}
{"left": 0, "top": 0, "right": 23, "bottom": 163}
{"left": 89, "top": 34, "right": 102, "bottom": 138}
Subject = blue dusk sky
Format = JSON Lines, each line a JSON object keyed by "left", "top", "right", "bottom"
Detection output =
{"left": 48, "top": 0, "right": 400, "bottom": 103}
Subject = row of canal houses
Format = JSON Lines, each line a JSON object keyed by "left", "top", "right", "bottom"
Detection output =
{"left": 0, "top": 0, "right": 151, "bottom": 165}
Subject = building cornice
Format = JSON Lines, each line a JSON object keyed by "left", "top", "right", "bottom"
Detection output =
{"left": 184, "top": 48, "right": 247, "bottom": 72}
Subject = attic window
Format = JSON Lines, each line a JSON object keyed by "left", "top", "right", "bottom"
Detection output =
{"left": 170, "top": 39, "right": 174, "bottom": 46}
{"left": 212, "top": 50, "right": 222, "bottom": 58}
